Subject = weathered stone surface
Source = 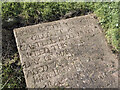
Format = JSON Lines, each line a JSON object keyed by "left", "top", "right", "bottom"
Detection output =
{"left": 14, "top": 15, "right": 118, "bottom": 88}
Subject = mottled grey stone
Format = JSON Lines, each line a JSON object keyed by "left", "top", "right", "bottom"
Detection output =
{"left": 14, "top": 15, "right": 118, "bottom": 88}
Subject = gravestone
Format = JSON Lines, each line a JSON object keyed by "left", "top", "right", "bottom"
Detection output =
{"left": 14, "top": 15, "right": 118, "bottom": 88}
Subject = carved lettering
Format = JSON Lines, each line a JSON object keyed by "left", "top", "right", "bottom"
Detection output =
{"left": 14, "top": 15, "right": 114, "bottom": 88}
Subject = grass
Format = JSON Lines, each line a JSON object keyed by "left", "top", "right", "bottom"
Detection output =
{"left": 93, "top": 2, "right": 120, "bottom": 52}
{"left": 1, "top": 2, "right": 120, "bottom": 88}
{"left": 2, "top": 53, "right": 26, "bottom": 89}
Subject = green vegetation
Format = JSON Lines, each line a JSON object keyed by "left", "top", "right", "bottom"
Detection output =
{"left": 1, "top": 2, "right": 119, "bottom": 88}
{"left": 2, "top": 2, "right": 92, "bottom": 27}
{"left": 93, "top": 2, "right": 120, "bottom": 52}
{"left": 2, "top": 2, "right": 119, "bottom": 51}
{"left": 2, "top": 53, "right": 26, "bottom": 88}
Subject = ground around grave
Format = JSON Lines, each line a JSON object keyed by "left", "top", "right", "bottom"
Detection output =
{"left": 13, "top": 15, "right": 118, "bottom": 88}
{"left": 1, "top": 2, "right": 120, "bottom": 89}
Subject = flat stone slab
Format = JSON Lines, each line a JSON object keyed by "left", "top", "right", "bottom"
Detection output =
{"left": 14, "top": 15, "right": 118, "bottom": 88}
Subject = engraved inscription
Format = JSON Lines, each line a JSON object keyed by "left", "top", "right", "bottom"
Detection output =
{"left": 14, "top": 15, "right": 118, "bottom": 88}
